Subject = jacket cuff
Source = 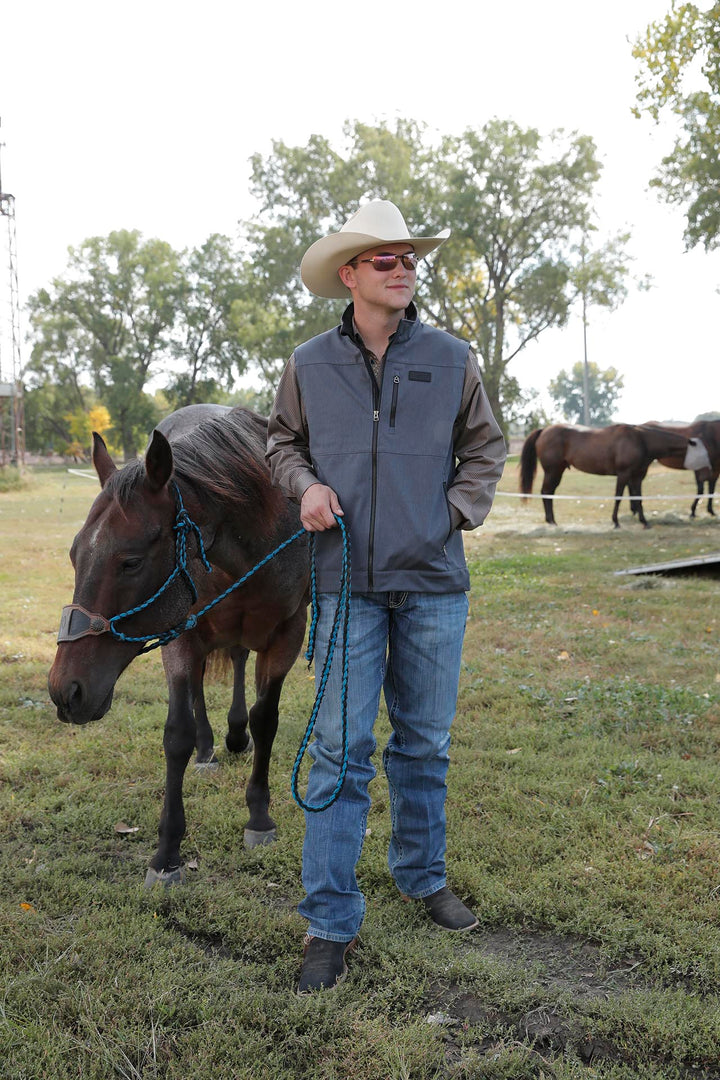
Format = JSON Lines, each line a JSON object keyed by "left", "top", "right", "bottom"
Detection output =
{"left": 293, "top": 470, "right": 320, "bottom": 504}
{"left": 448, "top": 499, "right": 465, "bottom": 531}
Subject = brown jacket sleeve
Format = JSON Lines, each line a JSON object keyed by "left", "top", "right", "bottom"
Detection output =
{"left": 266, "top": 354, "right": 319, "bottom": 503}
{"left": 447, "top": 348, "right": 507, "bottom": 530}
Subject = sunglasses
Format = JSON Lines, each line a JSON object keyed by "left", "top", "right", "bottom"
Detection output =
{"left": 349, "top": 253, "right": 420, "bottom": 273}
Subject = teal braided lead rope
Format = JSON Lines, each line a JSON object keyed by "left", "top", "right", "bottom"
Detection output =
{"left": 291, "top": 515, "right": 351, "bottom": 813}
{"left": 304, "top": 533, "right": 319, "bottom": 666}
{"left": 110, "top": 482, "right": 213, "bottom": 650}
{"left": 111, "top": 523, "right": 307, "bottom": 652}
{"left": 189, "top": 526, "right": 307, "bottom": 624}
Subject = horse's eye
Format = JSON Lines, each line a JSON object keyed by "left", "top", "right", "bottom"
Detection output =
{"left": 122, "top": 557, "right": 144, "bottom": 574}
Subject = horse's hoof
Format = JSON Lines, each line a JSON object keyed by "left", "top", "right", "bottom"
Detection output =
{"left": 194, "top": 757, "right": 220, "bottom": 773}
{"left": 226, "top": 733, "right": 253, "bottom": 756}
{"left": 244, "top": 827, "right": 277, "bottom": 849}
{"left": 144, "top": 865, "right": 186, "bottom": 889}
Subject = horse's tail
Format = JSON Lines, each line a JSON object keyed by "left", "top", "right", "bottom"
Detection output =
{"left": 519, "top": 429, "right": 543, "bottom": 497}
{"left": 204, "top": 648, "right": 234, "bottom": 682}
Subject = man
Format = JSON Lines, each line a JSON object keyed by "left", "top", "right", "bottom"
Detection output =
{"left": 266, "top": 200, "right": 506, "bottom": 993}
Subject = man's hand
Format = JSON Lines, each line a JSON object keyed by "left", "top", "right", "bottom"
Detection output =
{"left": 301, "top": 484, "right": 344, "bottom": 532}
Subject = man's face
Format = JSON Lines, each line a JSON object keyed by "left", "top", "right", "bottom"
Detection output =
{"left": 339, "top": 243, "right": 417, "bottom": 313}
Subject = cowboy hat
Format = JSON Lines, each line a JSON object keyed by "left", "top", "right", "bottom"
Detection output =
{"left": 300, "top": 200, "right": 450, "bottom": 299}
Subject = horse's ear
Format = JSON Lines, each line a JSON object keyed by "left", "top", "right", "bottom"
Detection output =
{"left": 92, "top": 432, "right": 117, "bottom": 487}
{"left": 144, "top": 429, "right": 174, "bottom": 493}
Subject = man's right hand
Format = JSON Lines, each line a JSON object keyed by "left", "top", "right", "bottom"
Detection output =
{"left": 300, "top": 484, "right": 344, "bottom": 532}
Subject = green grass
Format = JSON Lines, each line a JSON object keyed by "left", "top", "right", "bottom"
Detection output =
{"left": 1, "top": 462, "right": 719, "bottom": 1078}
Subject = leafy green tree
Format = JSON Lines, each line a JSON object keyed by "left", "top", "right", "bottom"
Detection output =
{"left": 164, "top": 234, "right": 249, "bottom": 410}
{"left": 243, "top": 119, "right": 630, "bottom": 429}
{"left": 22, "top": 380, "right": 84, "bottom": 455}
{"left": 633, "top": 2, "right": 720, "bottom": 250}
{"left": 26, "top": 230, "right": 181, "bottom": 459}
{"left": 548, "top": 361, "right": 624, "bottom": 424}
{"left": 26, "top": 231, "right": 251, "bottom": 457}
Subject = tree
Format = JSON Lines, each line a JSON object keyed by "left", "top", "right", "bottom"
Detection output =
{"left": 633, "top": 2, "right": 720, "bottom": 250}
{"left": 548, "top": 362, "right": 624, "bottom": 425}
{"left": 65, "top": 405, "right": 113, "bottom": 460}
{"left": 26, "top": 231, "right": 250, "bottom": 458}
{"left": 26, "top": 230, "right": 182, "bottom": 459}
{"left": 164, "top": 235, "right": 249, "bottom": 410}
{"left": 242, "top": 119, "right": 631, "bottom": 430}
{"left": 572, "top": 231, "right": 633, "bottom": 423}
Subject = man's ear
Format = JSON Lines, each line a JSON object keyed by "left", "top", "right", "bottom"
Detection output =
{"left": 338, "top": 263, "right": 356, "bottom": 290}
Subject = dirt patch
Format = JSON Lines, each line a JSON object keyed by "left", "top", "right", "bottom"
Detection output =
{"left": 470, "top": 927, "right": 644, "bottom": 999}
{"left": 425, "top": 928, "right": 716, "bottom": 1078}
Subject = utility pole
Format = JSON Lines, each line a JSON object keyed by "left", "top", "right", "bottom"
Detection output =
{"left": 579, "top": 237, "right": 590, "bottom": 426}
{"left": 0, "top": 119, "right": 25, "bottom": 468}
{"left": 582, "top": 286, "right": 590, "bottom": 426}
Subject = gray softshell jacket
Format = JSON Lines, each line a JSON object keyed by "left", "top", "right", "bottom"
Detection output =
{"left": 294, "top": 314, "right": 471, "bottom": 594}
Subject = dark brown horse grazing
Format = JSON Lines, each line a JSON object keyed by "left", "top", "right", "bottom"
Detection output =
{"left": 645, "top": 420, "right": 720, "bottom": 518}
{"left": 519, "top": 423, "right": 693, "bottom": 527}
{"left": 48, "top": 407, "right": 309, "bottom": 885}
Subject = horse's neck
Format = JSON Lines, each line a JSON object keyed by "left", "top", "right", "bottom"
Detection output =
{"left": 201, "top": 495, "right": 301, "bottom": 578}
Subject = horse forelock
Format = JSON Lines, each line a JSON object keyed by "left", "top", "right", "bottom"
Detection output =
{"left": 104, "top": 459, "right": 146, "bottom": 505}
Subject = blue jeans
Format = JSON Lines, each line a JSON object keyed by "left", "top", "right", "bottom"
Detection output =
{"left": 298, "top": 590, "right": 469, "bottom": 942}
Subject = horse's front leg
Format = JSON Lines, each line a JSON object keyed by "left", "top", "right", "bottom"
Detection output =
{"left": 690, "top": 472, "right": 703, "bottom": 518}
{"left": 612, "top": 478, "right": 626, "bottom": 528}
{"left": 244, "top": 606, "right": 307, "bottom": 849}
{"left": 244, "top": 664, "right": 282, "bottom": 848}
{"left": 707, "top": 477, "right": 716, "bottom": 517}
{"left": 225, "top": 646, "right": 251, "bottom": 754}
{"left": 145, "top": 648, "right": 200, "bottom": 886}
{"left": 192, "top": 658, "right": 219, "bottom": 767}
{"left": 625, "top": 477, "right": 648, "bottom": 528}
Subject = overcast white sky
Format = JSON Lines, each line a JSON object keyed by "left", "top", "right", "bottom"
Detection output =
{"left": 1, "top": 0, "right": 718, "bottom": 422}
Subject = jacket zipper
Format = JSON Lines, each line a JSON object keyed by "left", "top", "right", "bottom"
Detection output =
{"left": 359, "top": 350, "right": 383, "bottom": 592}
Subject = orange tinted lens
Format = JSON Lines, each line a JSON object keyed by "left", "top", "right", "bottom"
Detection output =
{"left": 368, "top": 254, "right": 417, "bottom": 272}
{"left": 371, "top": 256, "right": 401, "bottom": 271}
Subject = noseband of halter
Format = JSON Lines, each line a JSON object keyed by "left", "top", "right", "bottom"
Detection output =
{"left": 56, "top": 482, "right": 212, "bottom": 652}
{"left": 57, "top": 604, "right": 112, "bottom": 641}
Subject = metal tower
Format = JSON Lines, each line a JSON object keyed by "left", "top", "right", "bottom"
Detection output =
{"left": 0, "top": 121, "right": 25, "bottom": 467}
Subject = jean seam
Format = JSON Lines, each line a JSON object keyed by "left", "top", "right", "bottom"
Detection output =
{"left": 306, "top": 930, "right": 357, "bottom": 943}
{"left": 400, "top": 881, "right": 448, "bottom": 901}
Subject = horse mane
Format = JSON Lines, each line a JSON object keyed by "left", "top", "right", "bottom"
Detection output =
{"left": 108, "top": 408, "right": 286, "bottom": 533}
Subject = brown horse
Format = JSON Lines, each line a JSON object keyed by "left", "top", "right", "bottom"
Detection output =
{"left": 48, "top": 406, "right": 309, "bottom": 885}
{"left": 645, "top": 420, "right": 720, "bottom": 518}
{"left": 519, "top": 423, "right": 694, "bottom": 527}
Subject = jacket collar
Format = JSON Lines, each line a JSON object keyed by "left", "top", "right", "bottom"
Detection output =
{"left": 340, "top": 301, "right": 419, "bottom": 347}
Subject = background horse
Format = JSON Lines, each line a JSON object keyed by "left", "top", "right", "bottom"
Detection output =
{"left": 519, "top": 423, "right": 693, "bottom": 527}
{"left": 644, "top": 420, "right": 720, "bottom": 517}
{"left": 48, "top": 407, "right": 309, "bottom": 885}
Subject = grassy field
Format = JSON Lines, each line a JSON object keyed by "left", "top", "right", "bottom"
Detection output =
{"left": 1, "top": 460, "right": 719, "bottom": 1079}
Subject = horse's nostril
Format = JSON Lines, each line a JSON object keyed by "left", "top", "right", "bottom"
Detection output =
{"left": 68, "top": 682, "right": 83, "bottom": 713}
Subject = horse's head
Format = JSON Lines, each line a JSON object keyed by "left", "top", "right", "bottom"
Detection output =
{"left": 48, "top": 430, "right": 204, "bottom": 725}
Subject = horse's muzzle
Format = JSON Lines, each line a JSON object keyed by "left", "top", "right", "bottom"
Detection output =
{"left": 56, "top": 604, "right": 111, "bottom": 643}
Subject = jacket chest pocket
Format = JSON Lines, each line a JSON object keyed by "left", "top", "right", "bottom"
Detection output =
{"left": 386, "top": 369, "right": 436, "bottom": 445}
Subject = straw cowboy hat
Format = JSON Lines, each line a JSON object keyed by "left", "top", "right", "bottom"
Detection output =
{"left": 300, "top": 200, "right": 451, "bottom": 299}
